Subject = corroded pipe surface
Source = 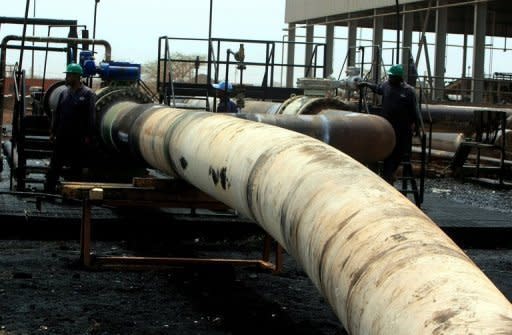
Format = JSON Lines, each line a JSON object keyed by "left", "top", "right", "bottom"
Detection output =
{"left": 101, "top": 102, "right": 512, "bottom": 334}
{"left": 235, "top": 110, "right": 395, "bottom": 163}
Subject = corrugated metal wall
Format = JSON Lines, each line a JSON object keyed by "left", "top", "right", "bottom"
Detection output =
{"left": 285, "top": 0, "right": 424, "bottom": 23}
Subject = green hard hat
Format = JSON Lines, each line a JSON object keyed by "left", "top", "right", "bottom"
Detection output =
{"left": 387, "top": 64, "right": 404, "bottom": 78}
{"left": 64, "top": 63, "right": 83, "bottom": 75}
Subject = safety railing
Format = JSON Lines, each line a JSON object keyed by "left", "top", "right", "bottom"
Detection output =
{"left": 156, "top": 36, "right": 326, "bottom": 106}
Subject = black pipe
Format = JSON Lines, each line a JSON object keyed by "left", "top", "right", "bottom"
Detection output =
{"left": 395, "top": 0, "right": 400, "bottom": 65}
{"left": 92, "top": 0, "right": 100, "bottom": 59}
{"left": 207, "top": 0, "right": 213, "bottom": 88}
{"left": 4, "top": 45, "right": 65, "bottom": 52}
{"left": 17, "top": 0, "right": 31, "bottom": 72}
{"left": 0, "top": 17, "right": 77, "bottom": 26}
{"left": 42, "top": 25, "right": 87, "bottom": 92}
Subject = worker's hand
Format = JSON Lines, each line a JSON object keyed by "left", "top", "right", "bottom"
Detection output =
{"left": 357, "top": 82, "right": 368, "bottom": 89}
{"left": 49, "top": 133, "right": 55, "bottom": 143}
{"left": 411, "top": 122, "right": 419, "bottom": 136}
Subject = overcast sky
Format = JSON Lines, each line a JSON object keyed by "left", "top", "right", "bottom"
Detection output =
{"left": 1, "top": 0, "right": 510, "bottom": 83}
{"left": 1, "top": 0, "right": 288, "bottom": 79}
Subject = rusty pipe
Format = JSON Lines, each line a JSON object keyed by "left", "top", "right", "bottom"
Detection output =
{"left": 235, "top": 110, "right": 395, "bottom": 163}
{"left": 100, "top": 101, "right": 512, "bottom": 334}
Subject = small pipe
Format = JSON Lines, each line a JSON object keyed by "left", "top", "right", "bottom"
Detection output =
{"left": 17, "top": 0, "right": 31, "bottom": 72}
{"left": 1, "top": 35, "right": 111, "bottom": 61}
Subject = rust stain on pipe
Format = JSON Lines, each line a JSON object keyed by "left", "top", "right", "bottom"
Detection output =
{"left": 101, "top": 104, "right": 512, "bottom": 334}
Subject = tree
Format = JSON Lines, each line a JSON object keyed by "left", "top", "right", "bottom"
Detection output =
{"left": 141, "top": 53, "right": 207, "bottom": 93}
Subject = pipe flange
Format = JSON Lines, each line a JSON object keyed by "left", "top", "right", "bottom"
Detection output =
{"left": 95, "top": 87, "right": 152, "bottom": 122}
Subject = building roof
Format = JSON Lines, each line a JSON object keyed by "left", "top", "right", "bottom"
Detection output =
{"left": 285, "top": 0, "right": 512, "bottom": 38}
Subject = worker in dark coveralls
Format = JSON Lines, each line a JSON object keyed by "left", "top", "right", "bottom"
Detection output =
{"left": 212, "top": 81, "right": 238, "bottom": 113}
{"left": 359, "top": 64, "right": 419, "bottom": 184}
{"left": 45, "top": 63, "right": 96, "bottom": 192}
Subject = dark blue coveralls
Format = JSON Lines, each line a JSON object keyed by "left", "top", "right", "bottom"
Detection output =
{"left": 45, "top": 85, "right": 96, "bottom": 191}
{"left": 217, "top": 98, "right": 239, "bottom": 113}
{"left": 372, "top": 81, "right": 418, "bottom": 183}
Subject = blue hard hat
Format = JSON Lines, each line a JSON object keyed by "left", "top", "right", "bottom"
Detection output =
{"left": 212, "top": 81, "right": 233, "bottom": 92}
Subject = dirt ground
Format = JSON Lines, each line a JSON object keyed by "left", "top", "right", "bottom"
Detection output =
{"left": 0, "top": 230, "right": 511, "bottom": 335}
{"left": 0, "top": 234, "right": 347, "bottom": 335}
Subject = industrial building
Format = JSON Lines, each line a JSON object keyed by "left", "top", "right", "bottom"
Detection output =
{"left": 285, "top": 0, "right": 512, "bottom": 104}
{"left": 0, "top": 1, "right": 511, "bottom": 334}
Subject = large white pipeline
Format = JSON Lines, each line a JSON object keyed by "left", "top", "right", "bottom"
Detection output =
{"left": 104, "top": 104, "right": 512, "bottom": 334}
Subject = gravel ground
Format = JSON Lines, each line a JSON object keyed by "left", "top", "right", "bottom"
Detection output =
{"left": 425, "top": 177, "right": 512, "bottom": 213}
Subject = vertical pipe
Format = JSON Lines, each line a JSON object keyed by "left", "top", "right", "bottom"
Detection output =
{"left": 30, "top": 0, "right": 35, "bottom": 79}
{"left": 434, "top": 1, "right": 447, "bottom": 101}
{"left": 286, "top": 23, "right": 296, "bottom": 88}
{"left": 372, "top": 10, "right": 383, "bottom": 82}
{"left": 157, "top": 37, "right": 162, "bottom": 103}
{"left": 92, "top": 0, "right": 99, "bottom": 58}
{"left": 472, "top": 2, "right": 487, "bottom": 104}
{"left": 347, "top": 19, "right": 357, "bottom": 67}
{"left": 395, "top": 0, "right": 400, "bottom": 64}
{"left": 462, "top": 6, "right": 471, "bottom": 78}
{"left": 270, "top": 42, "right": 275, "bottom": 87}
{"left": 401, "top": 4, "right": 413, "bottom": 83}
{"left": 462, "top": 33, "right": 468, "bottom": 77}
{"left": 18, "top": 0, "right": 31, "bottom": 72}
{"left": 207, "top": 0, "right": 213, "bottom": 88}
{"left": 325, "top": 23, "right": 334, "bottom": 77}
{"left": 305, "top": 24, "right": 314, "bottom": 77}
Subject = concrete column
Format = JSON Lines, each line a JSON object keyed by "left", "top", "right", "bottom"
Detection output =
{"left": 462, "top": 33, "right": 468, "bottom": 78}
{"left": 372, "top": 11, "right": 383, "bottom": 82}
{"left": 325, "top": 24, "right": 335, "bottom": 77}
{"left": 286, "top": 23, "right": 296, "bottom": 88}
{"left": 462, "top": 7, "right": 472, "bottom": 78}
{"left": 348, "top": 19, "right": 357, "bottom": 67}
{"left": 401, "top": 5, "right": 413, "bottom": 83}
{"left": 472, "top": 2, "right": 487, "bottom": 103}
{"left": 305, "top": 24, "right": 314, "bottom": 77}
{"left": 434, "top": 1, "right": 447, "bottom": 101}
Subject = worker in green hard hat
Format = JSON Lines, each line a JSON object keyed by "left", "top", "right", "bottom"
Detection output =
{"left": 45, "top": 63, "right": 96, "bottom": 192}
{"left": 358, "top": 64, "right": 419, "bottom": 184}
